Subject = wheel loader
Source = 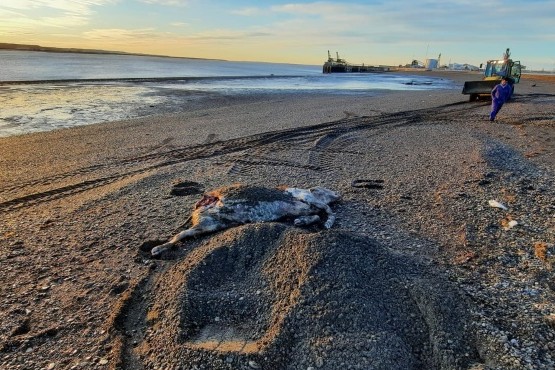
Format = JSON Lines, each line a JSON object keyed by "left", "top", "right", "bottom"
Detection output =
{"left": 462, "top": 48, "right": 522, "bottom": 102}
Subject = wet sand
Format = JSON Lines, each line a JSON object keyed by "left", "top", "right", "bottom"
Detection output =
{"left": 1, "top": 71, "right": 554, "bottom": 369}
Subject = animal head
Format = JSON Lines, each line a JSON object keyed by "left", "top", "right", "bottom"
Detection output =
{"left": 309, "top": 187, "right": 340, "bottom": 204}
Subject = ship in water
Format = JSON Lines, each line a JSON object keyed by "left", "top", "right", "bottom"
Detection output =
{"left": 322, "top": 51, "right": 389, "bottom": 73}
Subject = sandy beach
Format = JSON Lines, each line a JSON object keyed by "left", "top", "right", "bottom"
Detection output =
{"left": 1, "top": 71, "right": 554, "bottom": 369}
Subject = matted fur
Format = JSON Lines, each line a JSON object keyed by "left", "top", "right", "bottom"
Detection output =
{"left": 151, "top": 184, "right": 340, "bottom": 256}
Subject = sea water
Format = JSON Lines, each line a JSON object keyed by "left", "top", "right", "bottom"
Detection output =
{"left": 0, "top": 50, "right": 455, "bottom": 137}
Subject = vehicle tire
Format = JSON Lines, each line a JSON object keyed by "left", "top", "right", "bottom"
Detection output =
{"left": 469, "top": 93, "right": 478, "bottom": 102}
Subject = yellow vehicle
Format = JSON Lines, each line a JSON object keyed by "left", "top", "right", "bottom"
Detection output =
{"left": 462, "top": 48, "right": 521, "bottom": 101}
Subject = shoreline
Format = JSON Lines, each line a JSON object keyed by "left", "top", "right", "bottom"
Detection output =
{"left": 0, "top": 74, "right": 313, "bottom": 86}
{"left": 0, "top": 71, "right": 455, "bottom": 138}
{"left": 1, "top": 66, "right": 554, "bottom": 85}
{"left": 1, "top": 72, "right": 554, "bottom": 369}
{"left": 5, "top": 68, "right": 553, "bottom": 85}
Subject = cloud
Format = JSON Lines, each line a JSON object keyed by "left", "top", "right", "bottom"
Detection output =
{"left": 0, "top": 17, "right": 37, "bottom": 36}
{"left": 0, "top": 0, "right": 116, "bottom": 32}
{"left": 1, "top": 0, "right": 115, "bottom": 14}
{"left": 257, "top": 0, "right": 555, "bottom": 49}
{"left": 0, "top": 7, "right": 23, "bottom": 18}
{"left": 188, "top": 29, "right": 272, "bottom": 41}
{"left": 170, "top": 22, "right": 189, "bottom": 27}
{"left": 40, "top": 15, "right": 89, "bottom": 28}
{"left": 3, "top": 0, "right": 554, "bottom": 67}
{"left": 82, "top": 28, "right": 160, "bottom": 42}
{"left": 270, "top": 2, "right": 350, "bottom": 17}
{"left": 231, "top": 7, "right": 263, "bottom": 16}
{"left": 138, "top": 0, "right": 191, "bottom": 6}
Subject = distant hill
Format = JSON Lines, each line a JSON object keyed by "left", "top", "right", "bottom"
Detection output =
{"left": 0, "top": 42, "right": 138, "bottom": 55}
{"left": 0, "top": 43, "right": 220, "bottom": 60}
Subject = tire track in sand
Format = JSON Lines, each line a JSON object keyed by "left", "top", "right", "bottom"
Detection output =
{"left": 0, "top": 102, "right": 485, "bottom": 213}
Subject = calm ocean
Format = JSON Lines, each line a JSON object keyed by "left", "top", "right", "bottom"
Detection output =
{"left": 0, "top": 50, "right": 455, "bottom": 137}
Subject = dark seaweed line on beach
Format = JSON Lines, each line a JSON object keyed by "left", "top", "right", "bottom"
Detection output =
{"left": 0, "top": 75, "right": 306, "bottom": 86}
{"left": 0, "top": 102, "right": 485, "bottom": 212}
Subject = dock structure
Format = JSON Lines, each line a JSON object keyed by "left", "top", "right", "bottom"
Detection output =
{"left": 322, "top": 51, "right": 389, "bottom": 73}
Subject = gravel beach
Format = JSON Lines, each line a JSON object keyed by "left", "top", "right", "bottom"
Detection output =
{"left": 1, "top": 71, "right": 554, "bottom": 370}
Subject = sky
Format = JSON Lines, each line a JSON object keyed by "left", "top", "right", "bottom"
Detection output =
{"left": 1, "top": 0, "right": 554, "bottom": 71}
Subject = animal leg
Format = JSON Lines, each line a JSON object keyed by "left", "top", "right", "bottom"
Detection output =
{"left": 287, "top": 189, "right": 338, "bottom": 229}
{"left": 310, "top": 201, "right": 336, "bottom": 229}
{"left": 324, "top": 213, "right": 336, "bottom": 229}
{"left": 151, "top": 221, "right": 225, "bottom": 256}
{"left": 293, "top": 215, "right": 321, "bottom": 226}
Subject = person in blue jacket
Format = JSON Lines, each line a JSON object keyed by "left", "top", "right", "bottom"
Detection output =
{"left": 490, "top": 77, "right": 512, "bottom": 121}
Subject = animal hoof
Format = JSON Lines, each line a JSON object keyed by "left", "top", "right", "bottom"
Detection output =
{"left": 151, "top": 243, "right": 173, "bottom": 257}
{"left": 139, "top": 239, "right": 166, "bottom": 252}
{"left": 294, "top": 215, "right": 321, "bottom": 227}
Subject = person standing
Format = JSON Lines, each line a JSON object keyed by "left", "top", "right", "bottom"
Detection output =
{"left": 490, "top": 77, "right": 512, "bottom": 121}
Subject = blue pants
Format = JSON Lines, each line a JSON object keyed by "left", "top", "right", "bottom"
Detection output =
{"left": 490, "top": 99, "right": 504, "bottom": 121}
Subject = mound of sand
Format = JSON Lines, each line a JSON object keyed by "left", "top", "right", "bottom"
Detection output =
{"left": 113, "top": 223, "right": 480, "bottom": 369}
